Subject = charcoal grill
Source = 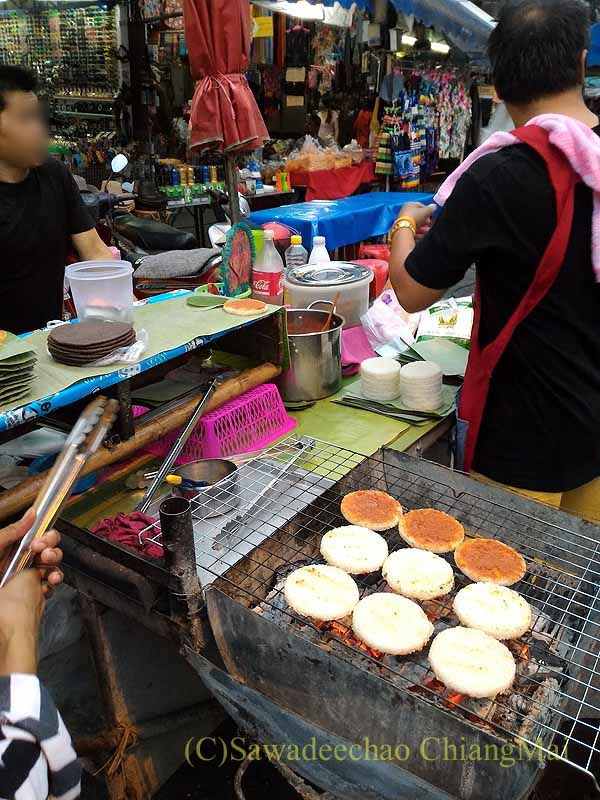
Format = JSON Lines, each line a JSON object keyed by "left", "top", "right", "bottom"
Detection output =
{"left": 133, "top": 437, "right": 600, "bottom": 798}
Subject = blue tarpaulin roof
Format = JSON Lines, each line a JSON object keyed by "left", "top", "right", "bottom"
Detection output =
{"left": 308, "top": 0, "right": 373, "bottom": 11}
{"left": 264, "top": 0, "right": 493, "bottom": 51}
{"left": 307, "top": 0, "right": 373, "bottom": 10}
{"left": 390, "top": 0, "right": 495, "bottom": 53}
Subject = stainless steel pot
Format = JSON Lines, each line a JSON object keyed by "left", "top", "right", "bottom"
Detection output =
{"left": 277, "top": 301, "right": 343, "bottom": 405}
{"left": 171, "top": 459, "right": 239, "bottom": 518}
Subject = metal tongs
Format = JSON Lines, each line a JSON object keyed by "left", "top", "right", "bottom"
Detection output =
{"left": 0, "top": 396, "right": 118, "bottom": 587}
{"left": 214, "top": 437, "right": 313, "bottom": 548}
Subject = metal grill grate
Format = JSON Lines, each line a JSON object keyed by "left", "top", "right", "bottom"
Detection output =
{"left": 140, "top": 435, "right": 600, "bottom": 784}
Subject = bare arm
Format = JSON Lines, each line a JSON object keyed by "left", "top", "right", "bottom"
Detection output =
{"left": 71, "top": 228, "right": 113, "bottom": 262}
{"left": 388, "top": 203, "right": 444, "bottom": 312}
{"left": 389, "top": 227, "right": 445, "bottom": 313}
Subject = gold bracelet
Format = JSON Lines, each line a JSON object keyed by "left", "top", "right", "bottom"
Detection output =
{"left": 390, "top": 217, "right": 417, "bottom": 241}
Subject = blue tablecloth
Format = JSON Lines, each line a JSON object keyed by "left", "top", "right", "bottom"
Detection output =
{"left": 247, "top": 191, "right": 434, "bottom": 250}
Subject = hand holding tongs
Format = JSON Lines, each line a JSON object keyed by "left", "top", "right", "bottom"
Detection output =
{"left": 0, "top": 396, "right": 118, "bottom": 587}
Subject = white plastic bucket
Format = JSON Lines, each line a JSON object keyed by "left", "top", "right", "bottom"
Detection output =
{"left": 65, "top": 261, "right": 134, "bottom": 324}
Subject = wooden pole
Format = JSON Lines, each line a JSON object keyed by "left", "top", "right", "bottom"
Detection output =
{"left": 224, "top": 153, "right": 241, "bottom": 224}
{"left": 0, "top": 363, "right": 281, "bottom": 523}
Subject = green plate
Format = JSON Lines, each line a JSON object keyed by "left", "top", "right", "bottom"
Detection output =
{"left": 186, "top": 294, "right": 228, "bottom": 308}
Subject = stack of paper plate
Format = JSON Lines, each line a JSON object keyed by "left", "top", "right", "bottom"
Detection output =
{"left": 360, "top": 357, "right": 401, "bottom": 402}
{"left": 0, "top": 332, "right": 37, "bottom": 406}
{"left": 400, "top": 360, "right": 443, "bottom": 412}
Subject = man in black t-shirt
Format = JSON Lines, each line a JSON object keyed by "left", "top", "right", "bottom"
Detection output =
{"left": 0, "top": 66, "right": 113, "bottom": 334}
{"left": 389, "top": 0, "right": 600, "bottom": 522}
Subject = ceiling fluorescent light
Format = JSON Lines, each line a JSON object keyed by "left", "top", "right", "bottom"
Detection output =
{"left": 401, "top": 34, "right": 417, "bottom": 46}
{"left": 431, "top": 41, "right": 450, "bottom": 54}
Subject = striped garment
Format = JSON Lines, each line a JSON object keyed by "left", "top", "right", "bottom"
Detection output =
{"left": 0, "top": 675, "right": 80, "bottom": 800}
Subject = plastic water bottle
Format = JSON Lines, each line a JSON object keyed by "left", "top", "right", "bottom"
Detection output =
{"left": 248, "top": 161, "right": 263, "bottom": 190}
{"left": 308, "top": 235, "right": 331, "bottom": 265}
{"left": 284, "top": 235, "right": 308, "bottom": 273}
{"left": 252, "top": 230, "right": 284, "bottom": 305}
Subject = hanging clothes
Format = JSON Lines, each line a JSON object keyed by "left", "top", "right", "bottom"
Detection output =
{"left": 369, "top": 96, "right": 381, "bottom": 148}
{"left": 379, "top": 69, "right": 404, "bottom": 104}
{"left": 354, "top": 109, "right": 372, "bottom": 148}
{"left": 285, "top": 25, "right": 310, "bottom": 67}
{"left": 374, "top": 69, "right": 473, "bottom": 185}
{"left": 375, "top": 131, "right": 394, "bottom": 176}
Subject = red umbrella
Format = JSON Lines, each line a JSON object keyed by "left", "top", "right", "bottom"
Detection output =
{"left": 184, "top": 0, "right": 268, "bottom": 152}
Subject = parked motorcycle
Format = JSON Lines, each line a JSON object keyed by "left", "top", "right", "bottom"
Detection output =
{"left": 96, "top": 155, "right": 223, "bottom": 297}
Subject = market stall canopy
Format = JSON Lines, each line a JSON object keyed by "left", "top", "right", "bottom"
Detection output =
{"left": 291, "top": 0, "right": 373, "bottom": 10}
{"left": 251, "top": 1, "right": 365, "bottom": 26}
{"left": 390, "top": 0, "right": 495, "bottom": 54}
{"left": 184, "top": 0, "right": 269, "bottom": 151}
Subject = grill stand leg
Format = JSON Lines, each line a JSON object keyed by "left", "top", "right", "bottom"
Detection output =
{"left": 159, "top": 496, "right": 206, "bottom": 650}
{"left": 79, "top": 594, "right": 153, "bottom": 800}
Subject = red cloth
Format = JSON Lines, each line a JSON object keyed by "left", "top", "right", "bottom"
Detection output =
{"left": 91, "top": 512, "right": 163, "bottom": 559}
{"left": 184, "top": 0, "right": 268, "bottom": 152}
{"left": 289, "top": 162, "right": 376, "bottom": 201}
{"left": 459, "top": 126, "right": 576, "bottom": 473}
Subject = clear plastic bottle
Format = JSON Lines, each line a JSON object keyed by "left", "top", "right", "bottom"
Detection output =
{"left": 308, "top": 235, "right": 331, "bottom": 265}
{"left": 252, "top": 230, "right": 284, "bottom": 305}
{"left": 284, "top": 235, "right": 308, "bottom": 273}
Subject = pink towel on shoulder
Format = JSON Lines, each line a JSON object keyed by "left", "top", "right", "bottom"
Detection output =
{"left": 434, "top": 114, "right": 600, "bottom": 281}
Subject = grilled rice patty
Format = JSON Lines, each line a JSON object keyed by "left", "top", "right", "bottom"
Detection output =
{"left": 341, "top": 490, "right": 402, "bottom": 531}
{"left": 284, "top": 564, "right": 360, "bottom": 621}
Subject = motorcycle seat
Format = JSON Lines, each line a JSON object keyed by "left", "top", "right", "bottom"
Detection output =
{"left": 114, "top": 214, "right": 198, "bottom": 252}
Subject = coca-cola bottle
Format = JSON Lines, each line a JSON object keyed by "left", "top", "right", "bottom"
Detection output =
{"left": 252, "top": 230, "right": 284, "bottom": 305}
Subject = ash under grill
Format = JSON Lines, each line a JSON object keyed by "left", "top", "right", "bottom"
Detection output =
{"left": 142, "top": 436, "right": 600, "bottom": 788}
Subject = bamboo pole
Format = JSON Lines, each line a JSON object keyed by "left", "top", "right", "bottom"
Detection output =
{"left": 0, "top": 363, "right": 281, "bottom": 523}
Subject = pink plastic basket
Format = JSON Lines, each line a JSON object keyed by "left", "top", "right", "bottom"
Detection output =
{"left": 134, "top": 383, "right": 296, "bottom": 464}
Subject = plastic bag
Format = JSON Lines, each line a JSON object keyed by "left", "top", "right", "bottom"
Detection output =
{"left": 360, "top": 289, "right": 419, "bottom": 350}
{"left": 343, "top": 139, "right": 364, "bottom": 164}
{"left": 90, "top": 328, "right": 149, "bottom": 366}
{"left": 415, "top": 297, "right": 473, "bottom": 347}
{"left": 299, "top": 135, "right": 322, "bottom": 155}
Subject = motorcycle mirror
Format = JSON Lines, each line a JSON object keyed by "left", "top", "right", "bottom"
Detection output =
{"left": 111, "top": 154, "right": 128, "bottom": 174}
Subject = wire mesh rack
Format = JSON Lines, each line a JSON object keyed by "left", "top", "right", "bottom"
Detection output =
{"left": 140, "top": 434, "right": 600, "bottom": 784}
